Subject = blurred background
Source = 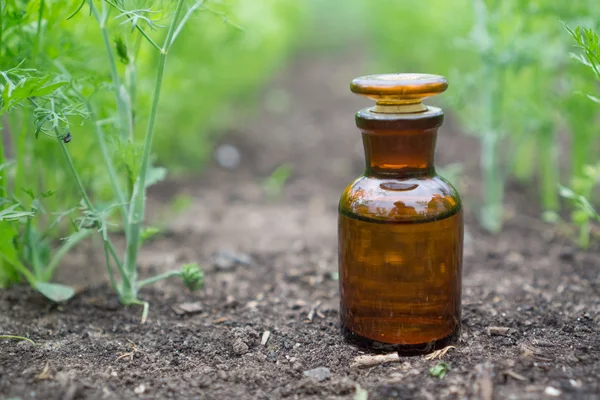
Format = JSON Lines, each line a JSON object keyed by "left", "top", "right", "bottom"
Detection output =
{"left": 2, "top": 0, "right": 600, "bottom": 266}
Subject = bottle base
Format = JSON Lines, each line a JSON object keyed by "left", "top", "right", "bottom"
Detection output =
{"left": 341, "top": 325, "right": 460, "bottom": 356}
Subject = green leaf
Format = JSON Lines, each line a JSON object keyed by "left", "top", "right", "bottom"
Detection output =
{"left": 181, "top": 263, "right": 204, "bottom": 291}
{"left": 0, "top": 204, "right": 35, "bottom": 221}
{"left": 586, "top": 94, "right": 600, "bottom": 104}
{"left": 31, "top": 81, "right": 68, "bottom": 97}
{"left": 140, "top": 226, "right": 160, "bottom": 243}
{"left": 145, "top": 166, "right": 167, "bottom": 188}
{"left": 430, "top": 362, "right": 450, "bottom": 379}
{"left": 572, "top": 209, "right": 589, "bottom": 224}
{"left": 34, "top": 282, "right": 75, "bottom": 302}
{"left": 41, "top": 189, "right": 56, "bottom": 198}
{"left": 558, "top": 185, "right": 577, "bottom": 200}
{"left": 21, "top": 188, "right": 35, "bottom": 200}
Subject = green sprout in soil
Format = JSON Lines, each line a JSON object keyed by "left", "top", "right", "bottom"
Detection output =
{"left": 429, "top": 362, "right": 450, "bottom": 380}
{"left": 262, "top": 164, "right": 292, "bottom": 201}
{"left": 0, "top": 335, "right": 35, "bottom": 345}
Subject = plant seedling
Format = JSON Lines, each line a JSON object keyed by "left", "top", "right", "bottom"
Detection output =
{"left": 262, "top": 164, "right": 292, "bottom": 201}
{"left": 429, "top": 362, "right": 450, "bottom": 379}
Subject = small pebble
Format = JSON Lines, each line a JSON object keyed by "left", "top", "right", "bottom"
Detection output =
{"left": 215, "top": 144, "right": 241, "bottom": 169}
{"left": 303, "top": 367, "right": 331, "bottom": 382}
{"left": 134, "top": 384, "right": 146, "bottom": 394}
{"left": 213, "top": 250, "right": 254, "bottom": 271}
{"left": 261, "top": 331, "right": 271, "bottom": 346}
{"left": 544, "top": 387, "right": 561, "bottom": 397}
{"left": 487, "top": 326, "right": 511, "bottom": 336}
{"left": 217, "top": 370, "right": 228, "bottom": 380}
{"left": 268, "top": 350, "right": 278, "bottom": 362}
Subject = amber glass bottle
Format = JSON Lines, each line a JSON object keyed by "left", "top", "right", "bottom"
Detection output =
{"left": 338, "top": 74, "right": 463, "bottom": 355}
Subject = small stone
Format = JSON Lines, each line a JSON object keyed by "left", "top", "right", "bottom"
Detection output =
{"left": 544, "top": 387, "right": 561, "bottom": 397}
{"left": 268, "top": 350, "right": 277, "bottom": 362}
{"left": 213, "top": 250, "right": 254, "bottom": 271}
{"left": 172, "top": 302, "right": 203, "bottom": 315}
{"left": 487, "top": 326, "right": 511, "bottom": 336}
{"left": 292, "top": 362, "right": 303, "bottom": 371}
{"left": 217, "top": 370, "right": 228, "bottom": 380}
{"left": 232, "top": 339, "right": 249, "bottom": 355}
{"left": 134, "top": 384, "right": 146, "bottom": 394}
{"left": 303, "top": 367, "right": 331, "bottom": 382}
{"left": 261, "top": 331, "right": 271, "bottom": 346}
{"left": 215, "top": 144, "right": 241, "bottom": 170}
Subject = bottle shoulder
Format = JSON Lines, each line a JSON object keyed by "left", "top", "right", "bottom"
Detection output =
{"left": 339, "top": 174, "right": 462, "bottom": 223}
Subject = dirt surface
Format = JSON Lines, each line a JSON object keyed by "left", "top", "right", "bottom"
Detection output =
{"left": 1, "top": 53, "right": 600, "bottom": 400}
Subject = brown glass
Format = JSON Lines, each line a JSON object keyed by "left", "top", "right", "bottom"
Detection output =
{"left": 338, "top": 106, "right": 463, "bottom": 355}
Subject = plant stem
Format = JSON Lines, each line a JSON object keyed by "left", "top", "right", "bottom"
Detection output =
{"left": 137, "top": 270, "right": 182, "bottom": 288}
{"left": 539, "top": 127, "right": 559, "bottom": 212}
{"left": 57, "top": 140, "right": 94, "bottom": 211}
{"left": 578, "top": 221, "right": 590, "bottom": 249}
{"left": 52, "top": 61, "right": 129, "bottom": 221}
{"left": 44, "top": 229, "right": 93, "bottom": 281}
{"left": 480, "top": 134, "right": 503, "bottom": 233}
{"left": 34, "top": 0, "right": 45, "bottom": 56}
{"left": 512, "top": 136, "right": 536, "bottom": 182}
{"left": 83, "top": 96, "right": 128, "bottom": 219}
{"left": 0, "top": 253, "right": 36, "bottom": 285}
{"left": 103, "top": 241, "right": 118, "bottom": 291}
{"left": 88, "top": 0, "right": 134, "bottom": 141}
{"left": 0, "top": 121, "right": 5, "bottom": 194}
{"left": 123, "top": 0, "right": 186, "bottom": 301}
{"left": 479, "top": 59, "right": 505, "bottom": 233}
{"left": 0, "top": 335, "right": 35, "bottom": 345}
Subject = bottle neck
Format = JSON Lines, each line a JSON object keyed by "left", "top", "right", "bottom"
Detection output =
{"left": 362, "top": 128, "right": 438, "bottom": 178}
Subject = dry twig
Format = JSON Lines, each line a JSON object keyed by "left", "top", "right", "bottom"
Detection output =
{"left": 424, "top": 345, "right": 455, "bottom": 360}
{"left": 116, "top": 339, "right": 138, "bottom": 362}
{"left": 351, "top": 353, "right": 400, "bottom": 369}
{"left": 306, "top": 301, "right": 322, "bottom": 322}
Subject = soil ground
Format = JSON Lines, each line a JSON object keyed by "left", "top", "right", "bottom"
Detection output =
{"left": 1, "top": 53, "right": 599, "bottom": 400}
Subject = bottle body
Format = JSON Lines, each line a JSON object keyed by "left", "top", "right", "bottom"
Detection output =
{"left": 338, "top": 107, "right": 463, "bottom": 354}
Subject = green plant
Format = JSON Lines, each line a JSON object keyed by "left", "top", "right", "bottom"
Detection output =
{"left": 559, "top": 24, "right": 600, "bottom": 248}
{"left": 0, "top": 335, "right": 35, "bottom": 345}
{"left": 49, "top": 0, "right": 208, "bottom": 321}
{"left": 429, "top": 362, "right": 450, "bottom": 379}
{"left": 558, "top": 165, "right": 600, "bottom": 248}
{"left": 262, "top": 164, "right": 292, "bottom": 201}
{"left": 367, "top": 0, "right": 600, "bottom": 232}
{"left": 0, "top": 61, "right": 89, "bottom": 300}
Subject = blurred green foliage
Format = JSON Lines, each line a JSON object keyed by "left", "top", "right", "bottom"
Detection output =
{"left": 0, "top": 0, "right": 307, "bottom": 291}
{"left": 365, "top": 0, "right": 600, "bottom": 232}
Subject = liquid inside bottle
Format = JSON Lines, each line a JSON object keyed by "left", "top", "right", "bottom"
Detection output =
{"left": 339, "top": 74, "right": 463, "bottom": 354}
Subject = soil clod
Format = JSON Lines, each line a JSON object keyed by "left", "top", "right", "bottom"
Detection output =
{"left": 351, "top": 353, "right": 400, "bottom": 369}
{"left": 303, "top": 367, "right": 331, "bottom": 382}
{"left": 487, "top": 326, "right": 512, "bottom": 336}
